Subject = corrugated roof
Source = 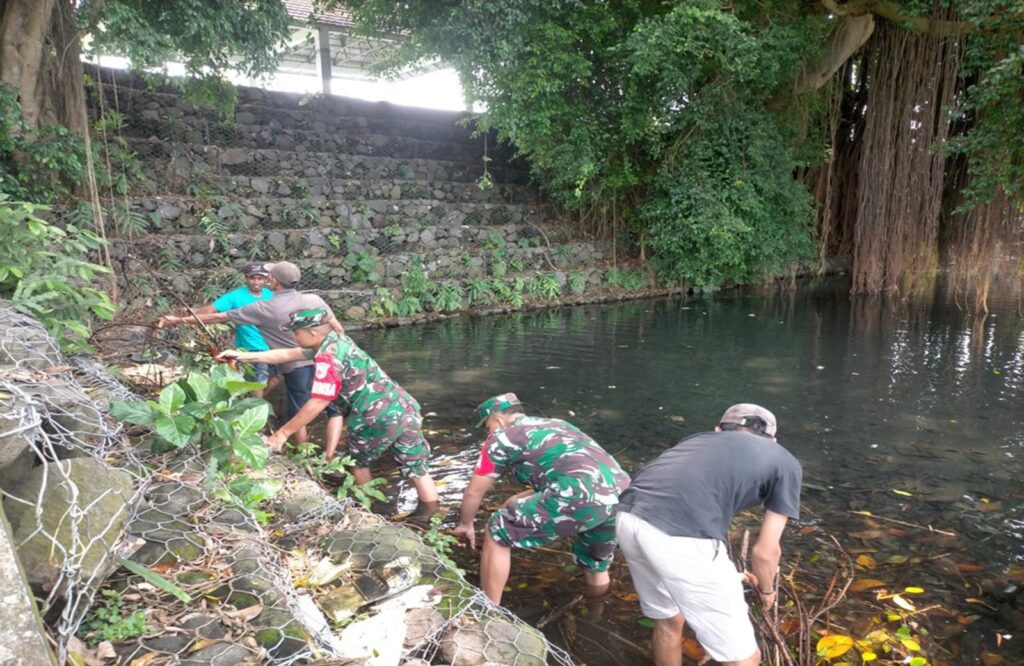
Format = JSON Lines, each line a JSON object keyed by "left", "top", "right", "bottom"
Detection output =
{"left": 282, "top": 0, "right": 356, "bottom": 29}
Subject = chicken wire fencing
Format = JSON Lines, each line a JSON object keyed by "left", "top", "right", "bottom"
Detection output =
{"left": 0, "top": 302, "right": 574, "bottom": 665}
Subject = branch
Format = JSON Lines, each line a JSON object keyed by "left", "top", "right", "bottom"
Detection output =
{"left": 830, "top": 0, "right": 971, "bottom": 37}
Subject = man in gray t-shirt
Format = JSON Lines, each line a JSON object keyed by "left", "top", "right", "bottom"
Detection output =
{"left": 158, "top": 262, "right": 345, "bottom": 449}
{"left": 615, "top": 403, "right": 801, "bottom": 666}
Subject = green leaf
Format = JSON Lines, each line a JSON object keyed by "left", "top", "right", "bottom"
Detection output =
{"left": 223, "top": 379, "right": 267, "bottom": 397}
{"left": 115, "top": 557, "right": 192, "bottom": 602}
{"left": 232, "top": 434, "right": 269, "bottom": 469}
{"left": 109, "top": 400, "right": 156, "bottom": 426}
{"left": 186, "top": 372, "right": 212, "bottom": 402}
{"left": 158, "top": 382, "right": 186, "bottom": 414}
{"left": 233, "top": 403, "right": 269, "bottom": 438}
{"left": 154, "top": 414, "right": 195, "bottom": 448}
{"left": 211, "top": 418, "right": 234, "bottom": 442}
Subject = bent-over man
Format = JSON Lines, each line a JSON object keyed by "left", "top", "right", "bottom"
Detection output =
{"left": 454, "top": 393, "right": 630, "bottom": 605}
{"left": 615, "top": 403, "right": 802, "bottom": 666}
{"left": 220, "top": 307, "right": 440, "bottom": 513}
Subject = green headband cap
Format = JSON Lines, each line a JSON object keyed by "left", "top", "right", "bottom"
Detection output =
{"left": 289, "top": 307, "right": 329, "bottom": 330}
{"left": 475, "top": 392, "right": 521, "bottom": 428}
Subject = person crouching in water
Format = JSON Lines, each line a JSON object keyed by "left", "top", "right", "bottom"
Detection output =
{"left": 454, "top": 393, "right": 630, "bottom": 605}
{"left": 219, "top": 307, "right": 439, "bottom": 513}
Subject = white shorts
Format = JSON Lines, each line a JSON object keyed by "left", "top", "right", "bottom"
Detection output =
{"left": 615, "top": 510, "right": 757, "bottom": 662}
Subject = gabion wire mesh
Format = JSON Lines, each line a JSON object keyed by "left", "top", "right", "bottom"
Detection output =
{"left": 0, "top": 302, "right": 576, "bottom": 665}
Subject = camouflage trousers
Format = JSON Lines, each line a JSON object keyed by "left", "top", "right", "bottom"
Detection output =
{"left": 487, "top": 482, "right": 620, "bottom": 572}
{"left": 346, "top": 392, "right": 430, "bottom": 478}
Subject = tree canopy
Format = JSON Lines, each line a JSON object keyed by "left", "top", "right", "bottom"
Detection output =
{"left": 338, "top": 0, "right": 1024, "bottom": 292}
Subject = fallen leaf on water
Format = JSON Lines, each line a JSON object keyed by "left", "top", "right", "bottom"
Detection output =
{"left": 957, "top": 614, "right": 980, "bottom": 625}
{"left": 976, "top": 501, "right": 1004, "bottom": 512}
{"left": 681, "top": 637, "right": 705, "bottom": 660}
{"left": 957, "top": 562, "right": 984, "bottom": 573}
{"left": 862, "top": 652, "right": 877, "bottom": 662}
{"left": 965, "top": 597, "right": 998, "bottom": 611}
{"left": 980, "top": 653, "right": 1004, "bottom": 666}
{"left": 849, "top": 530, "right": 884, "bottom": 539}
{"left": 900, "top": 637, "right": 922, "bottom": 651}
{"left": 891, "top": 594, "right": 916, "bottom": 611}
{"left": 190, "top": 639, "right": 218, "bottom": 652}
{"left": 780, "top": 616, "right": 800, "bottom": 635}
{"left": 619, "top": 592, "right": 639, "bottom": 602}
{"left": 798, "top": 526, "right": 817, "bottom": 536}
{"left": 148, "top": 562, "right": 175, "bottom": 574}
{"left": 892, "top": 489, "right": 914, "bottom": 497}
{"left": 850, "top": 579, "right": 886, "bottom": 592}
{"left": 816, "top": 634, "right": 854, "bottom": 658}
{"left": 904, "top": 586, "right": 925, "bottom": 594}
{"left": 886, "top": 527, "right": 907, "bottom": 536}
{"left": 886, "top": 554, "right": 910, "bottom": 565}
{"left": 130, "top": 655, "right": 158, "bottom": 666}
{"left": 637, "top": 618, "right": 655, "bottom": 628}
{"left": 856, "top": 555, "right": 877, "bottom": 570}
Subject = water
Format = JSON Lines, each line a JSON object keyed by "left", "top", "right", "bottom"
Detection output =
{"left": 347, "top": 286, "right": 1024, "bottom": 663}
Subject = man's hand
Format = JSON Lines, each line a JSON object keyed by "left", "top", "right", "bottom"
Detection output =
{"left": 217, "top": 349, "right": 246, "bottom": 362}
{"left": 743, "top": 570, "right": 777, "bottom": 608}
{"left": 264, "top": 431, "right": 288, "bottom": 452}
{"left": 453, "top": 523, "right": 476, "bottom": 550}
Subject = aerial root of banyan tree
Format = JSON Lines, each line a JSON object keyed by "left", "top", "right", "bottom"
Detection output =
{"left": 850, "top": 14, "right": 960, "bottom": 295}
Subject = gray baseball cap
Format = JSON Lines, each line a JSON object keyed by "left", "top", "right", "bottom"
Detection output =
{"left": 719, "top": 403, "right": 777, "bottom": 437}
{"left": 269, "top": 261, "right": 301, "bottom": 286}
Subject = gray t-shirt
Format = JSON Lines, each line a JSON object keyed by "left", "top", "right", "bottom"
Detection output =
{"left": 225, "top": 289, "right": 334, "bottom": 373}
{"left": 618, "top": 430, "right": 802, "bottom": 541}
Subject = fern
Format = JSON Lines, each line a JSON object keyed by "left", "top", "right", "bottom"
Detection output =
{"left": 466, "top": 279, "right": 493, "bottom": 305}
{"left": 112, "top": 205, "right": 149, "bottom": 236}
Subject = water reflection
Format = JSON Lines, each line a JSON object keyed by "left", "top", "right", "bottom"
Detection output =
{"left": 349, "top": 286, "right": 1023, "bottom": 663}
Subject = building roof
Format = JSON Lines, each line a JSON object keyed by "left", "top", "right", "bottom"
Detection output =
{"left": 282, "top": 0, "right": 357, "bottom": 29}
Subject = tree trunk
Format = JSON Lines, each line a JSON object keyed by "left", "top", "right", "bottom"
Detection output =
{"left": 0, "top": 0, "right": 58, "bottom": 128}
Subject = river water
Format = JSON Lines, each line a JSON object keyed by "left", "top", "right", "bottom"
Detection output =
{"left": 349, "top": 284, "right": 1024, "bottom": 664}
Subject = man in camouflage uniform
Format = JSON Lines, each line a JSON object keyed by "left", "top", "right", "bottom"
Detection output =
{"left": 220, "top": 307, "right": 439, "bottom": 510}
{"left": 454, "top": 393, "right": 630, "bottom": 604}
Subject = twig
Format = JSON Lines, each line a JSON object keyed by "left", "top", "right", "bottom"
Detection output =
{"left": 537, "top": 593, "right": 583, "bottom": 629}
{"left": 847, "top": 510, "right": 956, "bottom": 537}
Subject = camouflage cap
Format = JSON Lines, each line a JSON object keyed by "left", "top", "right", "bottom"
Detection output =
{"left": 289, "top": 307, "right": 330, "bottom": 330}
{"left": 719, "top": 403, "right": 777, "bottom": 437}
{"left": 475, "top": 392, "right": 521, "bottom": 428}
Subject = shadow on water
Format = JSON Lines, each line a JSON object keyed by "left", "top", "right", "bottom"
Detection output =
{"left": 307, "top": 282, "right": 1024, "bottom": 664}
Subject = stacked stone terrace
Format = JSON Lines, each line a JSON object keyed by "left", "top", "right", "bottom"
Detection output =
{"left": 85, "top": 69, "right": 616, "bottom": 316}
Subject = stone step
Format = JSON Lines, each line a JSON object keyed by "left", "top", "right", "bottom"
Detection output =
{"left": 108, "top": 218, "right": 575, "bottom": 262}
{"left": 88, "top": 195, "right": 554, "bottom": 235}
{"left": 112, "top": 239, "right": 611, "bottom": 304}
{"left": 126, "top": 139, "right": 530, "bottom": 192}
{"left": 219, "top": 175, "right": 542, "bottom": 206}
{"left": 88, "top": 79, "right": 494, "bottom": 145}
{"left": 113, "top": 113, "right": 493, "bottom": 165}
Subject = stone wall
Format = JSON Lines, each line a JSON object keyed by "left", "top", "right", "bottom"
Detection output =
{"left": 79, "top": 67, "right": 656, "bottom": 320}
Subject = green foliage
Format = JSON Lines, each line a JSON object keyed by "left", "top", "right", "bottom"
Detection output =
{"left": 370, "top": 287, "right": 399, "bottom": 318}
{"left": 112, "top": 204, "right": 150, "bottom": 236}
{"left": 115, "top": 557, "right": 192, "bottom": 602}
{"left": 288, "top": 443, "right": 387, "bottom": 510}
{"left": 384, "top": 224, "right": 404, "bottom": 237}
{"left": 396, "top": 294, "right": 424, "bottom": 317}
{"left": 344, "top": 250, "right": 382, "bottom": 283}
{"left": 400, "top": 261, "right": 430, "bottom": 298}
{"left": 525, "top": 274, "right": 561, "bottom": 300}
{"left": 215, "top": 476, "right": 283, "bottom": 525}
{"left": 605, "top": 267, "right": 649, "bottom": 290}
{"left": 431, "top": 283, "right": 463, "bottom": 313}
{"left": 83, "top": 590, "right": 151, "bottom": 646}
{"left": 0, "top": 84, "right": 85, "bottom": 202}
{"left": 80, "top": 0, "right": 292, "bottom": 117}
{"left": 341, "top": 0, "right": 822, "bottom": 286}
{"left": 0, "top": 197, "right": 116, "bottom": 349}
{"left": 110, "top": 365, "right": 271, "bottom": 479}
{"left": 466, "top": 278, "right": 494, "bottom": 305}
{"left": 567, "top": 270, "right": 587, "bottom": 295}
{"left": 421, "top": 514, "right": 464, "bottom": 575}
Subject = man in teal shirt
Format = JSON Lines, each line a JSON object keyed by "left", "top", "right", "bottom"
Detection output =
{"left": 195, "top": 262, "right": 275, "bottom": 394}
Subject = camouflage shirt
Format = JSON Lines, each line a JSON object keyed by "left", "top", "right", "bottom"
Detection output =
{"left": 474, "top": 416, "right": 630, "bottom": 498}
{"left": 307, "top": 332, "right": 414, "bottom": 420}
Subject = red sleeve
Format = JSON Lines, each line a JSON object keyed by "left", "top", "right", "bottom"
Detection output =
{"left": 473, "top": 447, "right": 496, "bottom": 477}
{"left": 309, "top": 353, "right": 342, "bottom": 401}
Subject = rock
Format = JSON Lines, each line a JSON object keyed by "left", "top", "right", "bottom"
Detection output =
{"left": 2, "top": 458, "right": 134, "bottom": 590}
{"left": 267, "top": 231, "right": 287, "bottom": 254}
{"left": 235, "top": 110, "right": 256, "bottom": 124}
{"left": 156, "top": 202, "right": 182, "bottom": 221}
{"left": 404, "top": 607, "right": 445, "bottom": 649}
{"left": 147, "top": 482, "right": 205, "bottom": 515}
{"left": 24, "top": 375, "right": 106, "bottom": 443}
{"left": 178, "top": 613, "right": 228, "bottom": 639}
{"left": 345, "top": 306, "right": 367, "bottom": 321}
{"left": 440, "top": 617, "right": 547, "bottom": 666}
{"left": 322, "top": 524, "right": 436, "bottom": 570}
{"left": 0, "top": 307, "right": 61, "bottom": 369}
{"left": 0, "top": 384, "right": 36, "bottom": 471}
{"left": 220, "top": 148, "right": 249, "bottom": 166}
{"left": 0, "top": 506, "right": 58, "bottom": 665}
{"left": 180, "top": 641, "right": 253, "bottom": 665}
{"left": 251, "top": 177, "right": 271, "bottom": 194}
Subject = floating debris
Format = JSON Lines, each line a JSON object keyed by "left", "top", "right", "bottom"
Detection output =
{"left": 318, "top": 556, "right": 421, "bottom": 622}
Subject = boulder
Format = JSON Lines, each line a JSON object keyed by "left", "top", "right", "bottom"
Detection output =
{"left": 220, "top": 148, "right": 249, "bottom": 166}
{"left": 0, "top": 509, "right": 58, "bottom": 665}
{"left": 2, "top": 457, "right": 135, "bottom": 590}
{"left": 440, "top": 617, "right": 547, "bottom": 666}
